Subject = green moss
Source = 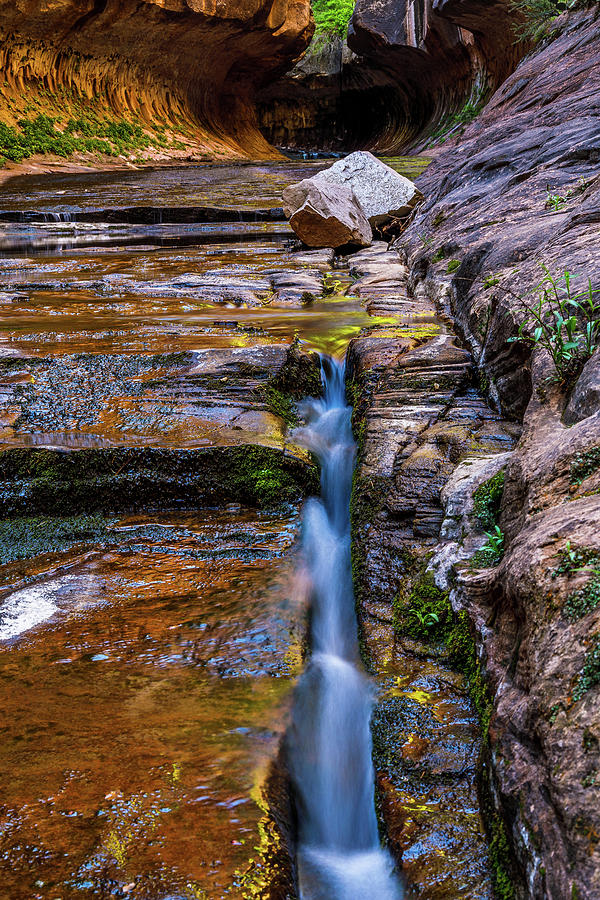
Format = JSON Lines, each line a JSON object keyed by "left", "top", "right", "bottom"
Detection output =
{"left": 263, "top": 386, "right": 299, "bottom": 428}
{"left": 570, "top": 448, "right": 600, "bottom": 486}
{"left": 473, "top": 469, "right": 505, "bottom": 530}
{"left": 446, "top": 259, "right": 461, "bottom": 274}
{"left": 488, "top": 812, "right": 517, "bottom": 900}
{"left": 446, "top": 610, "right": 494, "bottom": 739}
{"left": 393, "top": 570, "right": 450, "bottom": 641}
{"left": 0, "top": 513, "right": 114, "bottom": 564}
{"left": 0, "top": 446, "right": 318, "bottom": 515}
{"left": 573, "top": 636, "right": 600, "bottom": 702}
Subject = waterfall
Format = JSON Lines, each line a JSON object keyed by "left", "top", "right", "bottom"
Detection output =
{"left": 288, "top": 355, "right": 402, "bottom": 900}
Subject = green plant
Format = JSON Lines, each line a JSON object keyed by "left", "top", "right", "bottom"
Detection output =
{"left": 471, "top": 526, "right": 505, "bottom": 569}
{"left": 552, "top": 542, "right": 600, "bottom": 621}
{"left": 485, "top": 525, "right": 504, "bottom": 554}
{"left": 393, "top": 570, "right": 450, "bottom": 641}
{"left": 446, "top": 259, "right": 461, "bottom": 274}
{"left": 573, "top": 635, "right": 600, "bottom": 702}
{"left": 312, "top": 0, "right": 355, "bottom": 34}
{"left": 570, "top": 448, "right": 600, "bottom": 486}
{"left": 484, "top": 273, "right": 502, "bottom": 289}
{"left": 428, "top": 96, "right": 485, "bottom": 147}
{"left": 546, "top": 190, "right": 569, "bottom": 211}
{"left": 419, "top": 233, "right": 434, "bottom": 247}
{"left": 408, "top": 609, "right": 441, "bottom": 630}
{"left": 509, "top": 0, "right": 569, "bottom": 44}
{"left": 552, "top": 541, "right": 600, "bottom": 576}
{"left": 507, "top": 265, "right": 600, "bottom": 382}
{"left": 473, "top": 470, "right": 506, "bottom": 530}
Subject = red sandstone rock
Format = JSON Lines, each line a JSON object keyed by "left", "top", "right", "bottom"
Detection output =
{"left": 400, "top": 9, "right": 600, "bottom": 897}
{"left": 0, "top": 0, "right": 313, "bottom": 158}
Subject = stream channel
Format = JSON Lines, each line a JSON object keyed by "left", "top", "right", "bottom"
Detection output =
{"left": 0, "top": 159, "right": 428, "bottom": 899}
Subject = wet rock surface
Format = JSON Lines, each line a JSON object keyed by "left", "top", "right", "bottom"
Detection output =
{"left": 0, "top": 508, "right": 303, "bottom": 898}
{"left": 0, "top": 161, "right": 418, "bottom": 899}
{"left": 348, "top": 243, "right": 519, "bottom": 897}
{"left": 397, "top": 10, "right": 600, "bottom": 897}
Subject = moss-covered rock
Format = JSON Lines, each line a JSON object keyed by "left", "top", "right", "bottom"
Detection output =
{"left": 0, "top": 445, "right": 319, "bottom": 516}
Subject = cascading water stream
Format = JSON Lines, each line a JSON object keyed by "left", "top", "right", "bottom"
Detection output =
{"left": 289, "top": 355, "right": 402, "bottom": 900}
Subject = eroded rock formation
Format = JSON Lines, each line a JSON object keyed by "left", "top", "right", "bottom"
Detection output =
{"left": 390, "top": 7, "right": 600, "bottom": 896}
{"left": 258, "top": 0, "right": 524, "bottom": 152}
{"left": 0, "top": 0, "right": 313, "bottom": 158}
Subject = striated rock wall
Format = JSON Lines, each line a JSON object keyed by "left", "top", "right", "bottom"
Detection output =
{"left": 0, "top": 0, "right": 313, "bottom": 159}
{"left": 395, "top": 7, "right": 600, "bottom": 897}
{"left": 258, "top": 0, "right": 524, "bottom": 152}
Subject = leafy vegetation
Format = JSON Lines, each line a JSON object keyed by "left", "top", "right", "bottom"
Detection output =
{"left": 484, "top": 273, "right": 502, "bottom": 289}
{"left": 552, "top": 542, "right": 600, "bottom": 621}
{"left": 0, "top": 113, "right": 174, "bottom": 162}
{"left": 312, "top": 0, "right": 355, "bottom": 34}
{"left": 573, "top": 635, "right": 600, "bottom": 702}
{"left": 427, "top": 97, "right": 485, "bottom": 147}
{"left": 471, "top": 527, "right": 505, "bottom": 568}
{"left": 446, "top": 259, "right": 461, "bottom": 274}
{"left": 509, "top": 0, "right": 570, "bottom": 44}
{"left": 507, "top": 265, "right": 600, "bottom": 383}
{"left": 393, "top": 570, "right": 450, "bottom": 641}
{"left": 473, "top": 469, "right": 506, "bottom": 530}
{"left": 570, "top": 448, "right": 600, "bottom": 486}
{"left": 545, "top": 178, "right": 589, "bottom": 211}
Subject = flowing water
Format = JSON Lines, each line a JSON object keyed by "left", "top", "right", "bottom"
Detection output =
{"left": 290, "top": 357, "right": 402, "bottom": 900}
{"left": 0, "top": 160, "right": 433, "bottom": 897}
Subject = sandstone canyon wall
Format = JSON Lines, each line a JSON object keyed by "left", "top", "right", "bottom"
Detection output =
{"left": 257, "top": 0, "right": 524, "bottom": 153}
{"left": 0, "top": 0, "right": 314, "bottom": 159}
{"left": 396, "top": 7, "right": 600, "bottom": 895}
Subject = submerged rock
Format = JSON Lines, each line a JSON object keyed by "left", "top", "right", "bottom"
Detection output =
{"left": 283, "top": 177, "right": 373, "bottom": 249}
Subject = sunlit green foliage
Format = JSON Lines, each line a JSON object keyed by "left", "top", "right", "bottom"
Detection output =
{"left": 0, "top": 113, "right": 171, "bottom": 162}
{"left": 312, "top": 0, "right": 355, "bottom": 34}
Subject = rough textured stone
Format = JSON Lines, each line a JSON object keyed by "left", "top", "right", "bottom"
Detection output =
{"left": 316, "top": 151, "right": 422, "bottom": 224}
{"left": 0, "top": 0, "right": 313, "bottom": 160}
{"left": 564, "top": 349, "right": 600, "bottom": 425}
{"left": 396, "top": 10, "right": 600, "bottom": 897}
{"left": 348, "top": 243, "right": 518, "bottom": 898}
{"left": 283, "top": 177, "right": 372, "bottom": 248}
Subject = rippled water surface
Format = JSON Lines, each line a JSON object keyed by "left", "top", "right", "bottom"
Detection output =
{"left": 0, "top": 159, "right": 428, "bottom": 898}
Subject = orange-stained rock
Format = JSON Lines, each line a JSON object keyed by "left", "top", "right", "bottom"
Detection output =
{"left": 0, "top": 0, "right": 314, "bottom": 159}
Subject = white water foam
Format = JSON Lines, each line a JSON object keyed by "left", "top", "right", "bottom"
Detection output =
{"left": 0, "top": 582, "right": 59, "bottom": 640}
{"left": 289, "top": 355, "right": 403, "bottom": 899}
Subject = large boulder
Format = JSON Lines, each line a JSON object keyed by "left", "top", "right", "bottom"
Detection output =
{"left": 283, "top": 177, "right": 373, "bottom": 249}
{"left": 316, "top": 151, "right": 423, "bottom": 224}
